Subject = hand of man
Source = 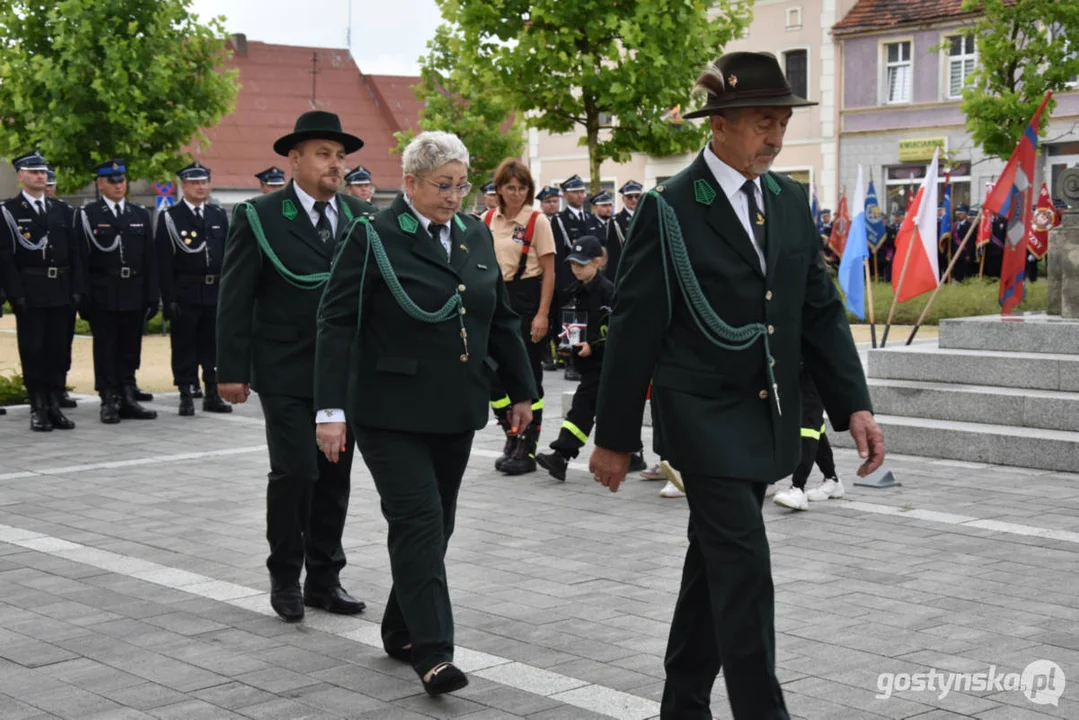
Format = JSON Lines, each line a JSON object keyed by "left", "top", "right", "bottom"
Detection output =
{"left": 849, "top": 410, "right": 885, "bottom": 477}
{"left": 508, "top": 400, "right": 533, "bottom": 435}
{"left": 589, "top": 446, "right": 631, "bottom": 493}
{"left": 575, "top": 342, "right": 592, "bottom": 358}
{"left": 316, "top": 422, "right": 348, "bottom": 464}
{"left": 218, "top": 383, "right": 250, "bottom": 404}
{"left": 146, "top": 302, "right": 159, "bottom": 322}
{"left": 531, "top": 314, "right": 549, "bottom": 343}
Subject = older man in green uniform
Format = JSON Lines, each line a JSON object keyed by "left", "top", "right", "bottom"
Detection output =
{"left": 589, "top": 52, "right": 885, "bottom": 719}
{"left": 216, "top": 112, "right": 378, "bottom": 622}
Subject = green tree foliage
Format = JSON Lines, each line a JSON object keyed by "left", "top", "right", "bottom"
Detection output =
{"left": 0, "top": 0, "right": 239, "bottom": 193}
{"left": 959, "top": 0, "right": 1079, "bottom": 159}
{"left": 395, "top": 23, "right": 524, "bottom": 194}
{"left": 424, "top": 0, "right": 751, "bottom": 194}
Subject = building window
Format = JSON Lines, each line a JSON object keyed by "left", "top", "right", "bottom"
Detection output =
{"left": 884, "top": 163, "right": 971, "bottom": 220}
{"left": 1050, "top": 23, "right": 1078, "bottom": 86}
{"left": 884, "top": 41, "right": 913, "bottom": 104}
{"left": 946, "top": 35, "right": 977, "bottom": 99}
{"left": 784, "top": 50, "right": 808, "bottom": 101}
{"left": 786, "top": 7, "right": 802, "bottom": 30}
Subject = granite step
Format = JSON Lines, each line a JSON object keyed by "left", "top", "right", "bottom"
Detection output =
{"left": 829, "top": 414, "right": 1079, "bottom": 472}
{"left": 868, "top": 343, "right": 1079, "bottom": 393}
{"left": 939, "top": 312, "right": 1079, "bottom": 355}
{"left": 867, "top": 378, "right": 1079, "bottom": 433}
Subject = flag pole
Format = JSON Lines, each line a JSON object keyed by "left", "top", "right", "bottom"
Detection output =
{"left": 864, "top": 259, "right": 877, "bottom": 348}
{"left": 880, "top": 231, "right": 916, "bottom": 347}
{"left": 905, "top": 209, "right": 983, "bottom": 345}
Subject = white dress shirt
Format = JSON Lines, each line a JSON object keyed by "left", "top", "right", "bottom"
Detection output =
{"left": 702, "top": 144, "right": 766, "bottom": 274}
{"left": 22, "top": 190, "right": 46, "bottom": 213}
{"left": 292, "top": 182, "right": 339, "bottom": 236}
{"left": 183, "top": 198, "right": 204, "bottom": 215}
{"left": 316, "top": 198, "right": 451, "bottom": 425}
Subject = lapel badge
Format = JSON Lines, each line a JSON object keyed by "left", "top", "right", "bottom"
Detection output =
{"left": 397, "top": 212, "right": 419, "bottom": 234}
{"left": 755, "top": 212, "right": 765, "bottom": 226}
{"left": 693, "top": 179, "right": 716, "bottom": 206}
{"left": 728, "top": 74, "right": 738, "bottom": 87}
{"left": 459, "top": 244, "right": 467, "bottom": 252}
{"left": 282, "top": 199, "right": 298, "bottom": 221}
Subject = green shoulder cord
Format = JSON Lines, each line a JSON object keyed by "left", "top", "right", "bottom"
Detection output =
{"left": 347, "top": 216, "right": 471, "bottom": 360}
{"left": 650, "top": 190, "right": 782, "bottom": 416}
{"left": 236, "top": 200, "right": 356, "bottom": 291}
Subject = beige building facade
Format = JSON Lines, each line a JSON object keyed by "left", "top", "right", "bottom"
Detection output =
{"left": 527, "top": 0, "right": 858, "bottom": 213}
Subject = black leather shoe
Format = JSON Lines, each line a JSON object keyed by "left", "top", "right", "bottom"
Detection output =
{"left": 0, "top": 407, "right": 6, "bottom": 415}
{"left": 99, "top": 392, "right": 120, "bottom": 425}
{"left": 58, "top": 391, "right": 77, "bottom": 409}
{"left": 46, "top": 393, "right": 75, "bottom": 430}
{"left": 536, "top": 451, "right": 568, "bottom": 481}
{"left": 132, "top": 386, "right": 153, "bottom": 402}
{"left": 178, "top": 390, "right": 195, "bottom": 417}
{"left": 202, "top": 384, "right": 232, "bottom": 413}
{"left": 628, "top": 452, "right": 647, "bottom": 472}
{"left": 564, "top": 366, "right": 581, "bottom": 381}
{"left": 423, "top": 662, "right": 469, "bottom": 697}
{"left": 494, "top": 435, "right": 517, "bottom": 472}
{"left": 29, "top": 392, "right": 53, "bottom": 432}
{"left": 303, "top": 585, "right": 366, "bottom": 615}
{"left": 190, "top": 384, "right": 204, "bottom": 399}
{"left": 270, "top": 583, "right": 304, "bottom": 622}
{"left": 118, "top": 386, "right": 157, "bottom": 420}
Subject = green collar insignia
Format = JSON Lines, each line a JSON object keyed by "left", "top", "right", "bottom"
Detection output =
{"left": 282, "top": 199, "right": 298, "bottom": 221}
{"left": 398, "top": 212, "right": 419, "bottom": 235}
{"left": 453, "top": 214, "right": 466, "bottom": 232}
{"left": 694, "top": 179, "right": 716, "bottom": 206}
{"left": 764, "top": 174, "right": 781, "bottom": 196}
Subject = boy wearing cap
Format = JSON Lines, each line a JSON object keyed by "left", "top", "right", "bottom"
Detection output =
{"left": 155, "top": 161, "right": 232, "bottom": 416}
{"left": 535, "top": 235, "right": 613, "bottom": 481}
{"left": 0, "top": 151, "right": 83, "bottom": 431}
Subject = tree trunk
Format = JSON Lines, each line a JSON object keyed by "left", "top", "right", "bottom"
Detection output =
{"left": 584, "top": 98, "right": 601, "bottom": 196}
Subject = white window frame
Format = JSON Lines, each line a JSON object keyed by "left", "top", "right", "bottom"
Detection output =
{"left": 786, "top": 6, "right": 802, "bottom": 31}
{"left": 943, "top": 34, "right": 977, "bottom": 100}
{"left": 1049, "top": 23, "right": 1079, "bottom": 88}
{"left": 781, "top": 46, "right": 812, "bottom": 104}
{"left": 881, "top": 38, "right": 914, "bottom": 105}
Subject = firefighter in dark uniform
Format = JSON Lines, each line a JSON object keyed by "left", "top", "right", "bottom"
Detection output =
{"left": 47, "top": 166, "right": 79, "bottom": 409}
{"left": 255, "top": 166, "right": 287, "bottom": 195}
{"left": 951, "top": 203, "right": 975, "bottom": 281}
{"left": 0, "top": 151, "right": 83, "bottom": 431}
{"left": 155, "top": 161, "right": 232, "bottom": 416}
{"left": 538, "top": 185, "right": 561, "bottom": 218}
{"left": 818, "top": 208, "right": 838, "bottom": 267}
{"left": 549, "top": 174, "right": 603, "bottom": 382}
{"left": 79, "top": 159, "right": 159, "bottom": 424}
{"left": 877, "top": 210, "right": 901, "bottom": 282}
{"left": 344, "top": 166, "right": 375, "bottom": 202}
{"left": 605, "top": 180, "right": 642, "bottom": 281}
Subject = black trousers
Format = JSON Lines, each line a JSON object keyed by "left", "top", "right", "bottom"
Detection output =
{"left": 792, "top": 433, "right": 836, "bottom": 490}
{"left": 15, "top": 305, "right": 71, "bottom": 394}
{"left": 170, "top": 304, "right": 218, "bottom": 387}
{"left": 661, "top": 477, "right": 788, "bottom": 720}
{"left": 64, "top": 309, "right": 76, "bottom": 378}
{"left": 490, "top": 277, "right": 544, "bottom": 405}
{"left": 88, "top": 309, "right": 143, "bottom": 392}
{"left": 121, "top": 312, "right": 147, "bottom": 388}
{"left": 258, "top": 393, "right": 353, "bottom": 589}
{"left": 354, "top": 426, "right": 473, "bottom": 678}
{"left": 550, "top": 364, "right": 600, "bottom": 458}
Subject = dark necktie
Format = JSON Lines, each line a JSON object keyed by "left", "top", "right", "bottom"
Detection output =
{"left": 742, "top": 180, "right": 766, "bottom": 256}
{"left": 429, "top": 223, "right": 447, "bottom": 259}
{"left": 35, "top": 200, "right": 45, "bottom": 216}
{"left": 313, "top": 200, "right": 332, "bottom": 243}
{"left": 113, "top": 203, "right": 122, "bottom": 219}
{"left": 195, "top": 206, "right": 203, "bottom": 221}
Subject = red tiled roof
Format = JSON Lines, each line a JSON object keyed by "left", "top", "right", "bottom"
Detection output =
{"left": 833, "top": 0, "right": 979, "bottom": 35}
{"left": 365, "top": 75, "right": 425, "bottom": 135}
{"left": 192, "top": 40, "right": 420, "bottom": 189}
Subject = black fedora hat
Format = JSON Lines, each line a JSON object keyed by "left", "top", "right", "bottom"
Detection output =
{"left": 683, "top": 52, "right": 817, "bottom": 119}
{"left": 273, "top": 111, "right": 364, "bottom": 156}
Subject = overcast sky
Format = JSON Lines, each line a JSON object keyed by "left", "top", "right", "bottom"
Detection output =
{"left": 189, "top": 0, "right": 442, "bottom": 76}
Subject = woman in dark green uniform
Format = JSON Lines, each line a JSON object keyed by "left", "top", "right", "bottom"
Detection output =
{"left": 314, "top": 131, "right": 536, "bottom": 696}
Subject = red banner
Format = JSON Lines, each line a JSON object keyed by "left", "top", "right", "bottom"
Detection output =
{"left": 1027, "top": 182, "right": 1058, "bottom": 260}
{"left": 829, "top": 192, "right": 850, "bottom": 257}
{"left": 976, "top": 183, "right": 994, "bottom": 249}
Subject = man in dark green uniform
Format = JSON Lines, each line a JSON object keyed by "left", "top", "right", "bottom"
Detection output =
{"left": 589, "top": 52, "right": 885, "bottom": 720}
{"left": 216, "top": 112, "right": 378, "bottom": 622}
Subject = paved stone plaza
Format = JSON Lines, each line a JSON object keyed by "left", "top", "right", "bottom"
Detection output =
{"left": 1, "top": 370, "right": 1077, "bottom": 720}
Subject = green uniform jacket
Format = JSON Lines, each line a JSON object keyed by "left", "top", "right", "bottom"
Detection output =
{"left": 314, "top": 193, "right": 536, "bottom": 434}
{"left": 593, "top": 149, "right": 871, "bottom": 481}
{"left": 216, "top": 181, "right": 377, "bottom": 398}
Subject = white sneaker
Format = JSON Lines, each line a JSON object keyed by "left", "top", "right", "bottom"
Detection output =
{"left": 660, "top": 460, "right": 685, "bottom": 493}
{"left": 765, "top": 483, "right": 779, "bottom": 497}
{"left": 773, "top": 486, "right": 808, "bottom": 511}
{"left": 806, "top": 477, "right": 845, "bottom": 502}
{"left": 660, "top": 480, "right": 686, "bottom": 498}
{"left": 640, "top": 464, "right": 665, "bottom": 481}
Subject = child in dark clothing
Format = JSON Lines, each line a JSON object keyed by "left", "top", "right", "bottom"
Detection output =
{"left": 536, "top": 236, "right": 613, "bottom": 481}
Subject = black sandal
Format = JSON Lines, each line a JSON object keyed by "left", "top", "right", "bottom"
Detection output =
{"left": 422, "top": 662, "right": 468, "bottom": 696}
